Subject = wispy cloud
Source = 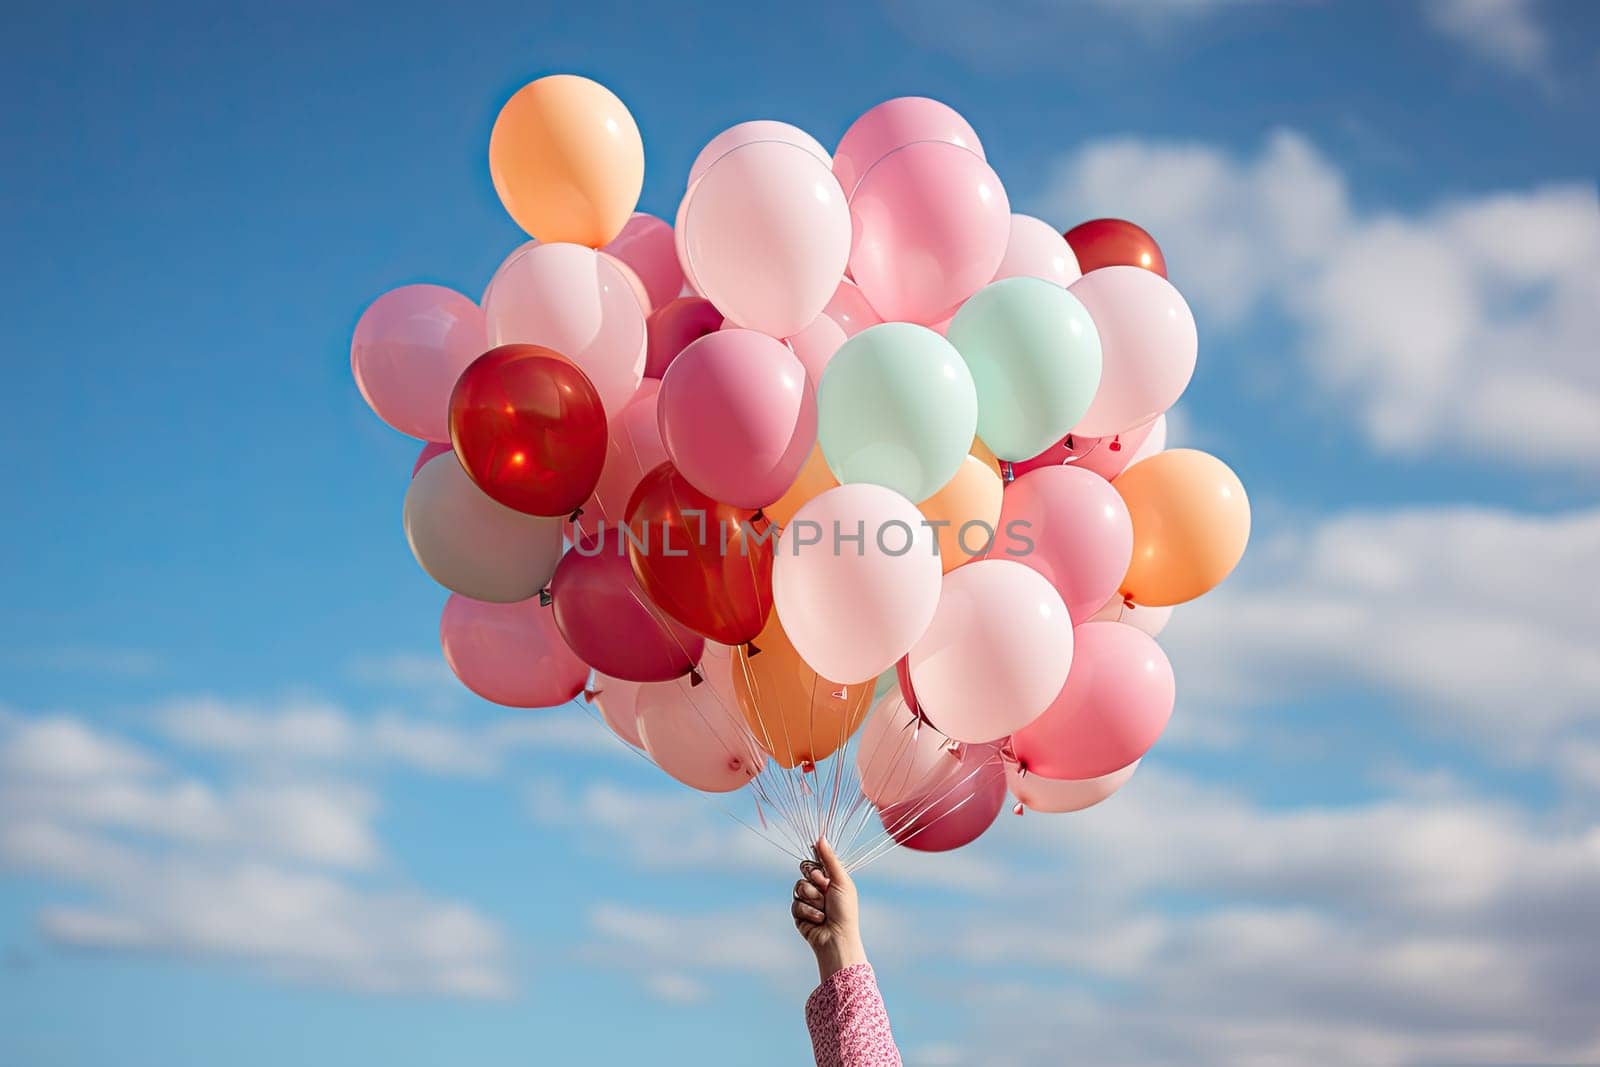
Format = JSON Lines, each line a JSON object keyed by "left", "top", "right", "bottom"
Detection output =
{"left": 1423, "top": 0, "right": 1553, "bottom": 83}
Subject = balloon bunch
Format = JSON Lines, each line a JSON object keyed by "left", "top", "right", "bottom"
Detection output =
{"left": 352, "top": 76, "right": 1250, "bottom": 867}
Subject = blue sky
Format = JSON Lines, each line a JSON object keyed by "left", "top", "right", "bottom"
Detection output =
{"left": 2, "top": 1, "right": 1598, "bottom": 1064}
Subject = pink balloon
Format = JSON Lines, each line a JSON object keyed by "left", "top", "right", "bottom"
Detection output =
{"left": 592, "top": 673, "right": 645, "bottom": 748}
{"left": 1069, "top": 267, "right": 1197, "bottom": 437}
{"left": 579, "top": 380, "right": 667, "bottom": 538}
{"left": 1007, "top": 415, "right": 1162, "bottom": 483}
{"left": 906, "top": 560, "right": 1073, "bottom": 743}
{"left": 636, "top": 673, "right": 764, "bottom": 792}
{"left": 440, "top": 594, "right": 588, "bottom": 708}
{"left": 673, "top": 185, "right": 701, "bottom": 296}
{"left": 602, "top": 213, "right": 683, "bottom": 311}
{"left": 645, "top": 297, "right": 724, "bottom": 380}
{"left": 481, "top": 240, "right": 538, "bottom": 305}
{"left": 1127, "top": 412, "right": 1167, "bottom": 466}
{"left": 688, "top": 120, "right": 831, "bottom": 186}
{"left": 481, "top": 242, "right": 646, "bottom": 415}
{"left": 832, "top": 96, "right": 985, "bottom": 198}
{"left": 879, "top": 740, "right": 1005, "bottom": 852}
{"left": 683, "top": 140, "right": 851, "bottom": 338}
{"left": 412, "top": 441, "right": 453, "bottom": 477}
{"left": 773, "top": 483, "right": 943, "bottom": 684}
{"left": 351, "top": 284, "right": 486, "bottom": 442}
{"left": 1011, "top": 622, "right": 1174, "bottom": 780}
{"left": 785, "top": 314, "right": 847, "bottom": 390}
{"left": 658, "top": 330, "right": 817, "bottom": 508}
{"left": 602, "top": 253, "right": 652, "bottom": 314}
{"left": 1007, "top": 758, "right": 1139, "bottom": 814}
{"left": 549, "top": 527, "right": 705, "bottom": 682}
{"left": 823, "top": 279, "right": 883, "bottom": 338}
{"left": 856, "top": 690, "right": 962, "bottom": 807}
{"left": 989, "top": 466, "right": 1134, "bottom": 623}
{"left": 695, "top": 642, "right": 742, "bottom": 720}
{"left": 993, "top": 214, "right": 1081, "bottom": 288}
{"left": 848, "top": 141, "right": 1011, "bottom": 326}
{"left": 1088, "top": 595, "right": 1172, "bottom": 637}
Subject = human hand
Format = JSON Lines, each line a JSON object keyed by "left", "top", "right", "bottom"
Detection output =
{"left": 790, "top": 836, "right": 866, "bottom": 982}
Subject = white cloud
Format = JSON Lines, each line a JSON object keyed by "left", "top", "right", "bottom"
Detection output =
{"left": 1422, "top": 0, "right": 1551, "bottom": 81}
{"left": 1, "top": 717, "right": 158, "bottom": 781}
{"left": 1041, "top": 130, "right": 1600, "bottom": 465}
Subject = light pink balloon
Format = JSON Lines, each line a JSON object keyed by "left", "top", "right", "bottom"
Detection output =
{"left": 879, "top": 739, "right": 1005, "bottom": 852}
{"left": 1069, "top": 267, "right": 1197, "bottom": 437}
{"left": 848, "top": 141, "right": 1011, "bottom": 326}
{"left": 785, "top": 314, "right": 847, "bottom": 391}
{"left": 993, "top": 214, "right": 1081, "bottom": 288}
{"left": 351, "top": 284, "right": 486, "bottom": 442}
{"left": 832, "top": 96, "right": 985, "bottom": 198}
{"left": 412, "top": 441, "right": 453, "bottom": 477}
{"left": 1005, "top": 415, "right": 1162, "bottom": 483}
{"left": 856, "top": 690, "right": 962, "bottom": 807}
{"left": 592, "top": 673, "right": 645, "bottom": 748}
{"left": 1007, "top": 758, "right": 1139, "bottom": 814}
{"left": 602, "top": 253, "right": 652, "bottom": 314}
{"left": 683, "top": 140, "right": 852, "bottom": 338}
{"left": 773, "top": 483, "right": 942, "bottom": 684}
{"left": 688, "top": 121, "right": 832, "bottom": 186}
{"left": 906, "top": 560, "right": 1073, "bottom": 743}
{"left": 673, "top": 185, "right": 702, "bottom": 296}
{"left": 1011, "top": 622, "right": 1174, "bottom": 780}
{"left": 440, "top": 594, "right": 587, "bottom": 708}
{"left": 989, "top": 466, "right": 1134, "bottom": 623}
{"left": 481, "top": 240, "right": 538, "bottom": 305}
{"left": 602, "top": 213, "right": 683, "bottom": 311}
{"left": 578, "top": 379, "right": 667, "bottom": 539}
{"left": 1127, "top": 412, "right": 1167, "bottom": 466}
{"left": 657, "top": 330, "right": 817, "bottom": 509}
{"left": 636, "top": 673, "right": 764, "bottom": 792}
{"left": 1088, "top": 595, "right": 1172, "bottom": 637}
{"left": 481, "top": 241, "right": 647, "bottom": 415}
{"left": 646, "top": 296, "right": 723, "bottom": 380}
{"left": 824, "top": 279, "right": 883, "bottom": 338}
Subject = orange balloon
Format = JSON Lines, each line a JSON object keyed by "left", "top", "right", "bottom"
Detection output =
{"left": 1114, "top": 448, "right": 1250, "bottom": 607}
{"left": 765, "top": 443, "right": 837, "bottom": 528}
{"left": 732, "top": 612, "right": 872, "bottom": 768}
{"left": 917, "top": 455, "right": 1004, "bottom": 573}
{"left": 489, "top": 75, "right": 644, "bottom": 248}
{"left": 970, "top": 436, "right": 1003, "bottom": 481}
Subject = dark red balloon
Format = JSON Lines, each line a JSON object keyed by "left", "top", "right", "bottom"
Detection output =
{"left": 550, "top": 527, "right": 704, "bottom": 682}
{"left": 1063, "top": 218, "right": 1167, "bottom": 277}
{"left": 879, "top": 741, "right": 1005, "bottom": 852}
{"left": 645, "top": 297, "right": 724, "bottom": 380}
{"left": 448, "top": 344, "right": 607, "bottom": 517}
{"left": 625, "top": 463, "right": 774, "bottom": 645}
{"left": 895, "top": 655, "right": 929, "bottom": 728}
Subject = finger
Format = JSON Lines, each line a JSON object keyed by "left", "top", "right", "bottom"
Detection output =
{"left": 791, "top": 900, "right": 826, "bottom": 924}
{"left": 815, "top": 835, "right": 850, "bottom": 885}
{"left": 795, "top": 880, "right": 824, "bottom": 904}
{"left": 806, "top": 866, "right": 831, "bottom": 891}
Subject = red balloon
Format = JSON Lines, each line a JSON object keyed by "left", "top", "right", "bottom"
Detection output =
{"left": 550, "top": 527, "right": 704, "bottom": 682}
{"left": 894, "top": 655, "right": 928, "bottom": 726}
{"left": 645, "top": 297, "right": 724, "bottom": 380}
{"left": 1063, "top": 218, "right": 1167, "bottom": 277}
{"left": 878, "top": 741, "right": 1005, "bottom": 852}
{"left": 625, "top": 463, "right": 774, "bottom": 645}
{"left": 448, "top": 344, "right": 607, "bottom": 517}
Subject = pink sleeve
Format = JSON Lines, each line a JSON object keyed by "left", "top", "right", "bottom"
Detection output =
{"left": 804, "top": 962, "right": 902, "bottom": 1067}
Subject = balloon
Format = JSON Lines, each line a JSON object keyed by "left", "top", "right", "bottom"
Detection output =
{"left": 848, "top": 141, "right": 1011, "bottom": 326}
{"left": 688, "top": 120, "right": 831, "bottom": 186}
{"left": 351, "top": 285, "right": 487, "bottom": 442}
{"left": 823, "top": 279, "right": 883, "bottom": 337}
{"left": 817, "top": 323, "right": 978, "bottom": 503}
{"left": 602, "top": 213, "right": 682, "bottom": 311}
{"left": 403, "top": 456, "right": 565, "bottom": 602}
{"left": 994, "top": 214, "right": 1081, "bottom": 288}
{"left": 906, "top": 560, "right": 1074, "bottom": 743}
{"left": 1089, "top": 595, "right": 1172, "bottom": 637}
{"left": 772, "top": 483, "right": 942, "bottom": 684}
{"left": 635, "top": 673, "right": 764, "bottom": 792}
{"left": 785, "top": 314, "right": 847, "bottom": 390}
{"left": 989, "top": 465, "right": 1134, "bottom": 623}
{"left": 592, "top": 674, "right": 645, "bottom": 748}
{"left": 645, "top": 297, "right": 723, "bottom": 379}
{"left": 832, "top": 96, "right": 984, "bottom": 198}
{"left": 1069, "top": 267, "right": 1196, "bottom": 436}
{"left": 1064, "top": 218, "right": 1166, "bottom": 277}
{"left": 482, "top": 242, "right": 646, "bottom": 416}
{"left": 970, "top": 437, "right": 1002, "bottom": 481}
{"left": 549, "top": 527, "right": 704, "bottom": 682}
{"left": 1127, "top": 412, "right": 1167, "bottom": 466}
{"left": 731, "top": 611, "right": 872, "bottom": 768}
{"left": 481, "top": 239, "right": 539, "bottom": 306}
{"left": 440, "top": 594, "right": 587, "bottom": 707}
{"left": 579, "top": 380, "right": 668, "bottom": 538}
{"left": 448, "top": 345, "right": 607, "bottom": 517}
{"left": 657, "top": 330, "right": 817, "bottom": 509}
{"left": 879, "top": 740, "right": 1005, "bottom": 852}
{"left": 917, "top": 455, "right": 1003, "bottom": 573}
{"left": 1114, "top": 448, "right": 1250, "bottom": 607}
{"left": 488, "top": 74, "right": 643, "bottom": 247}
{"left": 894, "top": 655, "right": 923, "bottom": 724}
{"left": 856, "top": 690, "right": 961, "bottom": 806}
{"left": 1011, "top": 622, "right": 1174, "bottom": 779}
{"left": 1007, "top": 414, "right": 1162, "bottom": 483}
{"left": 1007, "top": 759, "right": 1139, "bottom": 814}
{"left": 871, "top": 668, "right": 899, "bottom": 702}
{"left": 695, "top": 641, "right": 743, "bottom": 721}
{"left": 673, "top": 183, "right": 703, "bottom": 296}
{"left": 412, "top": 441, "right": 453, "bottom": 477}
{"left": 948, "top": 277, "right": 1103, "bottom": 461}
{"left": 765, "top": 443, "right": 837, "bottom": 528}
{"left": 625, "top": 464, "right": 774, "bottom": 645}
{"left": 683, "top": 140, "right": 851, "bottom": 338}
{"left": 603, "top": 253, "right": 652, "bottom": 314}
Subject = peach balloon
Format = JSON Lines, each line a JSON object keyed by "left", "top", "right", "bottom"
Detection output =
{"left": 1007, "top": 759, "right": 1139, "bottom": 814}
{"left": 488, "top": 75, "right": 643, "bottom": 247}
{"left": 731, "top": 612, "right": 872, "bottom": 768}
{"left": 592, "top": 673, "right": 645, "bottom": 748}
{"left": 917, "top": 455, "right": 1003, "bottom": 573}
{"left": 1114, "top": 448, "right": 1250, "bottom": 607}
{"left": 636, "top": 672, "right": 764, "bottom": 793}
{"left": 970, "top": 437, "right": 1002, "bottom": 480}
{"left": 765, "top": 443, "right": 837, "bottom": 527}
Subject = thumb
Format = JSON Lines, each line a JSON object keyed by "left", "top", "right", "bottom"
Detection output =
{"left": 815, "top": 836, "right": 850, "bottom": 886}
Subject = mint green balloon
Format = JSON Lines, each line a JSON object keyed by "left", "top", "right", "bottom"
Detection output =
{"left": 817, "top": 322, "right": 978, "bottom": 503}
{"left": 947, "top": 276, "right": 1103, "bottom": 461}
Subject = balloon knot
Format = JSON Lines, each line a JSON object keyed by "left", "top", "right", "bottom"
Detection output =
{"left": 538, "top": 588, "right": 553, "bottom": 607}
{"left": 582, "top": 687, "right": 600, "bottom": 703}
{"left": 1109, "top": 435, "right": 1122, "bottom": 452}
{"left": 727, "top": 755, "right": 743, "bottom": 772}
{"left": 689, "top": 668, "right": 704, "bottom": 687}
{"left": 746, "top": 641, "right": 762, "bottom": 657}
{"left": 750, "top": 508, "right": 769, "bottom": 529}
{"left": 946, "top": 740, "right": 963, "bottom": 758}
{"left": 799, "top": 759, "right": 815, "bottom": 774}
{"left": 830, "top": 686, "right": 847, "bottom": 701}
{"left": 1000, "top": 461, "right": 1015, "bottom": 484}
{"left": 1013, "top": 802, "right": 1024, "bottom": 816}
{"left": 568, "top": 507, "right": 584, "bottom": 522}
{"left": 1065, "top": 434, "right": 1075, "bottom": 450}
{"left": 1122, "top": 592, "right": 1135, "bottom": 610}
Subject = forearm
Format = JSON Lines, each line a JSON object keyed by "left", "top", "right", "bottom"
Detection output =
{"left": 813, "top": 935, "right": 868, "bottom": 983}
